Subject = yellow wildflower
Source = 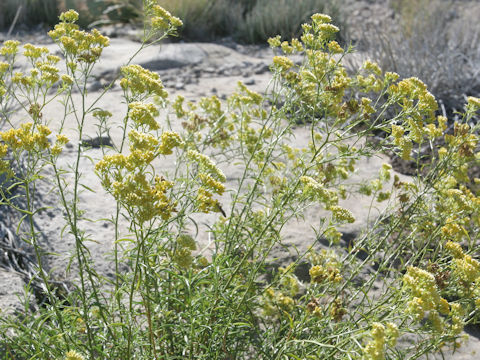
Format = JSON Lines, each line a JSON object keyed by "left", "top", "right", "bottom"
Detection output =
{"left": 0, "top": 40, "right": 20, "bottom": 56}
{"left": 65, "top": 350, "right": 84, "bottom": 360}
{"left": 467, "top": 96, "right": 480, "bottom": 110}
{"left": 198, "top": 173, "right": 225, "bottom": 195}
{"left": 120, "top": 65, "right": 167, "bottom": 98}
{"left": 187, "top": 150, "right": 225, "bottom": 182}
{"left": 128, "top": 102, "right": 159, "bottom": 130}
{"left": 158, "top": 131, "right": 183, "bottom": 155}
{"left": 363, "top": 322, "right": 385, "bottom": 360}
{"left": 272, "top": 56, "right": 294, "bottom": 72}
{"left": 59, "top": 9, "right": 79, "bottom": 23}
{"left": 330, "top": 205, "right": 355, "bottom": 223}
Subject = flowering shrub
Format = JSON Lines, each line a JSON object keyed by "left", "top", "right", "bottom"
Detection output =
{"left": 1, "top": 2, "right": 480, "bottom": 359}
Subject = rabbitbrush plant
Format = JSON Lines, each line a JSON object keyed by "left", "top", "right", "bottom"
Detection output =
{"left": 1, "top": 2, "right": 480, "bottom": 359}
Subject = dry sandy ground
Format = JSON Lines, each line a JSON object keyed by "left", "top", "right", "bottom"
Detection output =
{"left": 0, "top": 35, "right": 478, "bottom": 359}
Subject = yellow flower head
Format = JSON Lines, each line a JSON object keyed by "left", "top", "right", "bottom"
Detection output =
{"left": 128, "top": 102, "right": 160, "bottom": 130}
{"left": 177, "top": 234, "right": 196, "bottom": 250}
{"left": 467, "top": 96, "right": 480, "bottom": 111}
{"left": 311, "top": 13, "right": 332, "bottom": 24}
{"left": 198, "top": 173, "right": 225, "bottom": 195}
{"left": 0, "top": 40, "right": 20, "bottom": 56}
{"left": 158, "top": 131, "right": 183, "bottom": 155}
{"left": 268, "top": 35, "right": 282, "bottom": 48}
{"left": 272, "top": 56, "right": 294, "bottom": 72}
{"left": 65, "top": 350, "right": 84, "bottom": 360}
{"left": 330, "top": 205, "right": 355, "bottom": 223}
{"left": 59, "top": 10, "right": 79, "bottom": 23}
{"left": 121, "top": 65, "right": 167, "bottom": 98}
{"left": 187, "top": 150, "right": 226, "bottom": 182}
{"left": 23, "top": 43, "right": 49, "bottom": 59}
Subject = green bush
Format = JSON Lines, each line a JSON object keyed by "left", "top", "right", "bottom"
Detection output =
{"left": 1, "top": 3, "right": 480, "bottom": 359}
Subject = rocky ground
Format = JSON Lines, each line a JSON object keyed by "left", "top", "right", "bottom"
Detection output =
{"left": 1, "top": 1, "right": 480, "bottom": 358}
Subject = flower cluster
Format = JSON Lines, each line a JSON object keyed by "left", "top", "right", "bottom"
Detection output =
{"left": 401, "top": 265, "right": 468, "bottom": 336}
{"left": 330, "top": 205, "right": 355, "bottom": 223}
{"left": 114, "top": 173, "right": 175, "bottom": 222}
{"left": 198, "top": 173, "right": 225, "bottom": 195}
{"left": 262, "top": 266, "right": 299, "bottom": 318}
{"left": 144, "top": 3, "right": 183, "bottom": 33}
{"left": 187, "top": 150, "right": 226, "bottom": 213}
{"left": 272, "top": 56, "right": 294, "bottom": 72}
{"left": 362, "top": 322, "right": 399, "bottom": 360}
{"left": 263, "top": 288, "right": 295, "bottom": 316}
{"left": 403, "top": 266, "right": 447, "bottom": 320}
{"left": 65, "top": 350, "right": 85, "bottom": 360}
{"left": 96, "top": 128, "right": 180, "bottom": 222}
{"left": 309, "top": 264, "right": 342, "bottom": 284}
{"left": 467, "top": 96, "right": 480, "bottom": 112}
{"left": 386, "top": 77, "right": 447, "bottom": 159}
{"left": 187, "top": 150, "right": 226, "bottom": 182}
{"left": 301, "top": 13, "right": 339, "bottom": 47}
{"left": 173, "top": 234, "right": 197, "bottom": 269}
{"left": 308, "top": 249, "right": 343, "bottom": 285}
{"left": 300, "top": 176, "right": 338, "bottom": 208}
{"left": 159, "top": 131, "right": 183, "bottom": 155}
{"left": 445, "top": 241, "right": 480, "bottom": 296}
{"left": 128, "top": 102, "right": 160, "bottom": 130}
{"left": 8, "top": 44, "right": 62, "bottom": 91}
{"left": 51, "top": 134, "right": 70, "bottom": 156}
{"left": 49, "top": 10, "right": 109, "bottom": 64}
{"left": 121, "top": 65, "right": 168, "bottom": 100}
{"left": 0, "top": 122, "right": 51, "bottom": 152}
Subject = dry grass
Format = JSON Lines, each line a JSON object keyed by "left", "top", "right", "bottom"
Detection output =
{"left": 363, "top": 0, "right": 480, "bottom": 111}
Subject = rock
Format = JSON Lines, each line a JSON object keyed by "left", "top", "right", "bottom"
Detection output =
{"left": 244, "top": 78, "right": 255, "bottom": 85}
{"left": 217, "top": 65, "right": 230, "bottom": 75}
{"left": 89, "top": 79, "right": 105, "bottom": 92}
{"left": 81, "top": 135, "right": 113, "bottom": 149}
{"left": 254, "top": 62, "right": 270, "bottom": 74}
{"left": 229, "top": 67, "right": 243, "bottom": 76}
{"left": 138, "top": 43, "right": 208, "bottom": 71}
{"left": 183, "top": 76, "right": 193, "bottom": 85}
{"left": 0, "top": 270, "right": 25, "bottom": 315}
{"left": 91, "top": 40, "right": 209, "bottom": 80}
{"left": 193, "top": 68, "right": 202, "bottom": 78}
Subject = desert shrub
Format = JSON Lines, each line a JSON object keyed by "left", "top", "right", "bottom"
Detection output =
{"left": 1, "top": 0, "right": 345, "bottom": 44}
{"left": 0, "top": 0, "right": 143, "bottom": 31}
{"left": 362, "top": 0, "right": 480, "bottom": 112}
{"left": 238, "top": 0, "right": 342, "bottom": 44}
{"left": 155, "top": 0, "right": 244, "bottom": 41}
{"left": 1, "top": 3, "right": 480, "bottom": 359}
{"left": 0, "top": 0, "right": 59, "bottom": 30}
{"left": 158, "top": 0, "right": 345, "bottom": 43}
